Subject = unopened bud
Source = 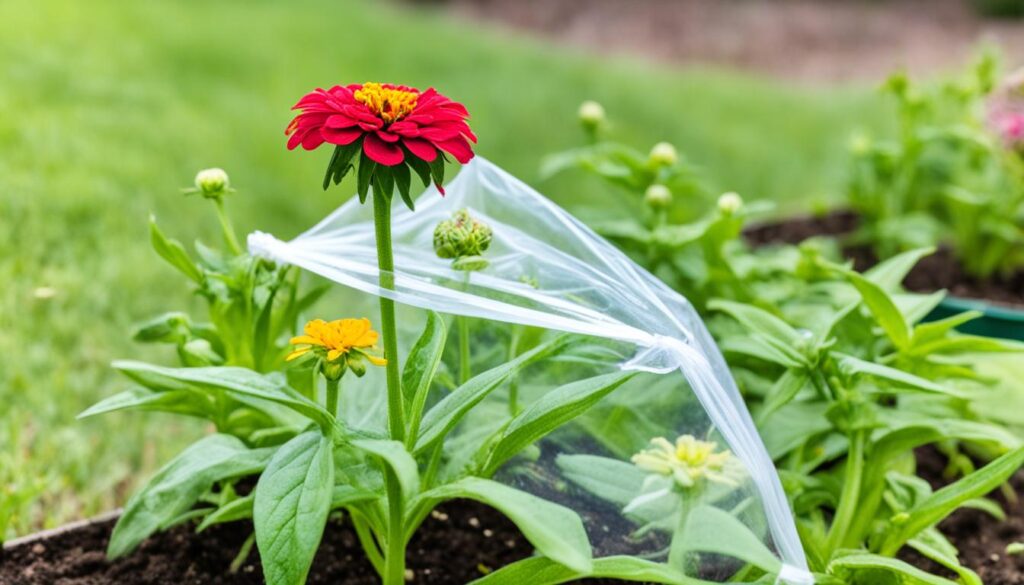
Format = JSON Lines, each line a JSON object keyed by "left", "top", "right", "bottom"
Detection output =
{"left": 717, "top": 192, "right": 743, "bottom": 215}
{"left": 578, "top": 101, "right": 606, "bottom": 130}
{"left": 644, "top": 184, "right": 672, "bottom": 210}
{"left": 194, "top": 168, "right": 230, "bottom": 199}
{"left": 648, "top": 142, "right": 678, "bottom": 167}
{"left": 434, "top": 209, "right": 492, "bottom": 270}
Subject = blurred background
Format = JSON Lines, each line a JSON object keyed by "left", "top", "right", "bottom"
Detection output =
{"left": 1, "top": 0, "right": 1021, "bottom": 540}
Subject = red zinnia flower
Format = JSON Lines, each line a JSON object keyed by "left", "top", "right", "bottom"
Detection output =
{"left": 286, "top": 82, "right": 476, "bottom": 167}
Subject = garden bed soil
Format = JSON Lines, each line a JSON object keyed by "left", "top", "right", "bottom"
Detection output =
{"left": 0, "top": 500, "right": 642, "bottom": 585}
{"left": 743, "top": 210, "right": 1024, "bottom": 309}
{"left": 900, "top": 447, "right": 1024, "bottom": 585}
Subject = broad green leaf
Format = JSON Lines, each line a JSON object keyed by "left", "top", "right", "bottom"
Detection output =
{"left": 78, "top": 387, "right": 214, "bottom": 420}
{"left": 149, "top": 216, "right": 203, "bottom": 283}
{"left": 330, "top": 484, "right": 379, "bottom": 509}
{"left": 846, "top": 272, "right": 911, "bottom": 350}
{"left": 482, "top": 372, "right": 634, "bottom": 474}
{"left": 835, "top": 354, "right": 965, "bottom": 397}
{"left": 254, "top": 430, "right": 335, "bottom": 585}
{"left": 421, "top": 477, "right": 592, "bottom": 573}
{"left": 351, "top": 439, "right": 419, "bottom": 499}
{"left": 197, "top": 494, "right": 254, "bottom": 532}
{"left": 758, "top": 370, "right": 810, "bottom": 422}
{"left": 759, "top": 401, "right": 832, "bottom": 460}
{"left": 864, "top": 248, "right": 934, "bottom": 291}
{"left": 468, "top": 555, "right": 693, "bottom": 585}
{"left": 827, "top": 552, "right": 959, "bottom": 585}
{"left": 882, "top": 446, "right": 1024, "bottom": 554}
{"left": 717, "top": 336, "right": 807, "bottom": 370}
{"left": 108, "top": 434, "right": 274, "bottom": 557}
{"left": 678, "top": 505, "right": 782, "bottom": 574}
{"left": 910, "top": 311, "right": 983, "bottom": 345}
{"left": 556, "top": 454, "right": 646, "bottom": 507}
{"left": 402, "top": 311, "right": 447, "bottom": 424}
{"left": 114, "top": 361, "right": 332, "bottom": 429}
{"left": 415, "top": 335, "right": 570, "bottom": 452}
{"left": 708, "top": 300, "right": 809, "bottom": 367}
{"left": 908, "top": 530, "right": 982, "bottom": 585}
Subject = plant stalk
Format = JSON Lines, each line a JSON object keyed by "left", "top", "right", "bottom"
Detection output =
{"left": 213, "top": 197, "right": 243, "bottom": 256}
{"left": 325, "top": 378, "right": 340, "bottom": 417}
{"left": 458, "top": 272, "right": 471, "bottom": 385}
{"left": 371, "top": 188, "right": 407, "bottom": 585}
{"left": 826, "top": 429, "right": 866, "bottom": 555}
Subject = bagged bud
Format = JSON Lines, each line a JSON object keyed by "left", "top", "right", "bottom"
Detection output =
{"left": 644, "top": 184, "right": 672, "bottom": 210}
{"left": 193, "top": 168, "right": 231, "bottom": 199}
{"left": 433, "top": 209, "right": 493, "bottom": 269}
{"left": 717, "top": 192, "right": 743, "bottom": 215}
{"left": 578, "top": 100, "right": 606, "bottom": 132}
{"left": 648, "top": 142, "right": 679, "bottom": 167}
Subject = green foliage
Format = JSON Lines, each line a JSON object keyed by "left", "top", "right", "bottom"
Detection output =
{"left": 542, "top": 120, "right": 1024, "bottom": 584}
{"left": 846, "top": 52, "right": 1024, "bottom": 278}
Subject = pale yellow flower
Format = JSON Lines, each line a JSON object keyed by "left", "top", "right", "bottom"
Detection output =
{"left": 632, "top": 435, "right": 736, "bottom": 489}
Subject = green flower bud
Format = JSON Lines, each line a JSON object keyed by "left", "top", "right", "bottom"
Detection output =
{"left": 194, "top": 168, "right": 230, "bottom": 199}
{"left": 644, "top": 184, "right": 672, "bottom": 210}
{"left": 717, "top": 192, "right": 743, "bottom": 215}
{"left": 180, "top": 338, "right": 223, "bottom": 367}
{"left": 433, "top": 209, "right": 492, "bottom": 270}
{"left": 578, "top": 100, "right": 606, "bottom": 131}
{"left": 648, "top": 142, "right": 678, "bottom": 167}
{"left": 320, "top": 358, "right": 346, "bottom": 382}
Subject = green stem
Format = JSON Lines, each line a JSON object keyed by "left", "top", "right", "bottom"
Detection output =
{"left": 458, "top": 272, "right": 471, "bottom": 385}
{"left": 507, "top": 327, "right": 521, "bottom": 416}
{"left": 325, "top": 378, "right": 340, "bottom": 418}
{"left": 384, "top": 477, "right": 405, "bottom": 585}
{"left": 371, "top": 188, "right": 407, "bottom": 585}
{"left": 213, "top": 197, "right": 242, "bottom": 256}
{"left": 458, "top": 316, "right": 471, "bottom": 385}
{"left": 372, "top": 190, "right": 405, "bottom": 441}
{"left": 350, "top": 511, "right": 385, "bottom": 575}
{"left": 826, "top": 429, "right": 866, "bottom": 555}
{"left": 667, "top": 495, "right": 691, "bottom": 572}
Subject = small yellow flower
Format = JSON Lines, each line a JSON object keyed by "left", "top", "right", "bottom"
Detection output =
{"left": 288, "top": 318, "right": 387, "bottom": 378}
{"left": 632, "top": 435, "right": 736, "bottom": 489}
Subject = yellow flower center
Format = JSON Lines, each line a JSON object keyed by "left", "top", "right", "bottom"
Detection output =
{"left": 354, "top": 82, "right": 419, "bottom": 123}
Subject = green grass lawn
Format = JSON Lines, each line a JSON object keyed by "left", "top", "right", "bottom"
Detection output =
{"left": 0, "top": 0, "right": 888, "bottom": 537}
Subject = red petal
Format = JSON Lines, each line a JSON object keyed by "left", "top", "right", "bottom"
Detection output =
{"left": 403, "top": 138, "right": 438, "bottom": 162}
{"left": 436, "top": 137, "right": 474, "bottom": 164}
{"left": 364, "top": 133, "right": 405, "bottom": 166}
{"left": 322, "top": 126, "right": 364, "bottom": 146}
{"left": 301, "top": 130, "right": 326, "bottom": 151}
{"left": 324, "top": 114, "right": 358, "bottom": 129}
{"left": 376, "top": 130, "right": 400, "bottom": 143}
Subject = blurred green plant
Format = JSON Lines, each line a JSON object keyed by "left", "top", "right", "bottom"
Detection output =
{"left": 846, "top": 52, "right": 1024, "bottom": 278}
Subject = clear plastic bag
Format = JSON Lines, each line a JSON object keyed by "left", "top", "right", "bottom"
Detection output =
{"left": 248, "top": 157, "right": 813, "bottom": 584}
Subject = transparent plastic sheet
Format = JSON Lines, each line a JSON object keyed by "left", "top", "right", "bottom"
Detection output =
{"left": 248, "top": 157, "right": 813, "bottom": 584}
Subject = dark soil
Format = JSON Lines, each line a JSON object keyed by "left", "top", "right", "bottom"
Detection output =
{"left": 0, "top": 500, "right": 649, "bottom": 585}
{"left": 438, "top": 0, "right": 1024, "bottom": 83}
{"left": 900, "top": 448, "right": 1024, "bottom": 585}
{"left": 743, "top": 210, "right": 1024, "bottom": 308}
